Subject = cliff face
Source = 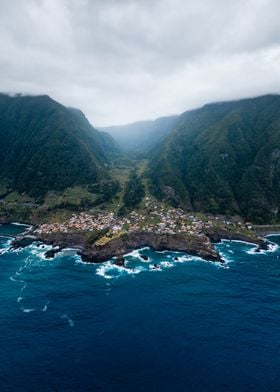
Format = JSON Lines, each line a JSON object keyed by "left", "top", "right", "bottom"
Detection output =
{"left": 38, "top": 232, "right": 86, "bottom": 249}
{"left": 204, "top": 228, "right": 260, "bottom": 244}
{"left": 80, "top": 231, "right": 221, "bottom": 263}
{"left": 12, "top": 228, "right": 265, "bottom": 264}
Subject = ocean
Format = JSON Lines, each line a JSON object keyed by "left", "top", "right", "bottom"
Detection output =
{"left": 0, "top": 224, "right": 279, "bottom": 392}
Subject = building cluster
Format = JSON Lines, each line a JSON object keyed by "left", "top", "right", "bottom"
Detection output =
{"left": 35, "top": 197, "right": 250, "bottom": 239}
{"left": 35, "top": 212, "right": 115, "bottom": 234}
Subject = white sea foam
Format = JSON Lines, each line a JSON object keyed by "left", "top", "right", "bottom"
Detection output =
{"left": 160, "top": 261, "right": 174, "bottom": 269}
{"left": 22, "top": 308, "right": 35, "bottom": 313}
{"left": 0, "top": 235, "right": 13, "bottom": 241}
{"left": 0, "top": 247, "right": 10, "bottom": 255}
{"left": 29, "top": 243, "right": 53, "bottom": 260}
{"left": 61, "top": 313, "right": 74, "bottom": 327}
{"left": 266, "top": 242, "right": 279, "bottom": 253}
{"left": 149, "top": 264, "right": 162, "bottom": 272}
{"left": 58, "top": 248, "right": 79, "bottom": 257}
{"left": 156, "top": 250, "right": 181, "bottom": 254}
{"left": 247, "top": 246, "right": 263, "bottom": 255}
{"left": 21, "top": 300, "right": 49, "bottom": 313}
{"left": 0, "top": 237, "right": 13, "bottom": 254}
{"left": 125, "top": 247, "right": 151, "bottom": 260}
{"left": 221, "top": 239, "right": 257, "bottom": 247}
{"left": 75, "top": 259, "right": 95, "bottom": 265}
{"left": 125, "top": 249, "right": 151, "bottom": 262}
{"left": 42, "top": 301, "right": 50, "bottom": 312}
{"left": 246, "top": 241, "right": 279, "bottom": 255}
{"left": 174, "top": 255, "right": 191, "bottom": 263}
{"left": 217, "top": 262, "right": 230, "bottom": 269}
{"left": 9, "top": 250, "right": 52, "bottom": 313}
{"left": 11, "top": 222, "right": 30, "bottom": 227}
{"left": 139, "top": 256, "right": 151, "bottom": 263}
{"left": 216, "top": 251, "right": 234, "bottom": 264}
{"left": 125, "top": 249, "right": 141, "bottom": 258}
{"left": 96, "top": 261, "right": 145, "bottom": 279}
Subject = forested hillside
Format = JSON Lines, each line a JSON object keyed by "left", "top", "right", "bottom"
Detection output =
{"left": 148, "top": 95, "right": 280, "bottom": 223}
{"left": 0, "top": 94, "right": 117, "bottom": 199}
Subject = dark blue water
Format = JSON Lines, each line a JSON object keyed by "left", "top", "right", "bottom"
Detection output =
{"left": 0, "top": 224, "right": 279, "bottom": 392}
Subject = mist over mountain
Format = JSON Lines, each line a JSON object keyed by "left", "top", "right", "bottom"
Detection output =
{"left": 0, "top": 94, "right": 117, "bottom": 198}
{"left": 1, "top": 92, "right": 279, "bottom": 224}
{"left": 148, "top": 95, "right": 280, "bottom": 223}
{"left": 101, "top": 115, "right": 179, "bottom": 153}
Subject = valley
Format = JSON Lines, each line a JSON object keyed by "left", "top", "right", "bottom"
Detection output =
{"left": 1, "top": 93, "right": 279, "bottom": 264}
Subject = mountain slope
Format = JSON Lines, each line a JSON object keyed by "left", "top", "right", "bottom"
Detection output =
{"left": 68, "top": 108, "right": 121, "bottom": 156}
{"left": 101, "top": 115, "right": 179, "bottom": 153}
{"left": 0, "top": 94, "right": 114, "bottom": 198}
{"left": 148, "top": 95, "right": 280, "bottom": 223}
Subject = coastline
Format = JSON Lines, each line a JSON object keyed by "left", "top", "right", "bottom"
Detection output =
{"left": 7, "top": 222, "right": 271, "bottom": 265}
{"left": 0, "top": 221, "right": 33, "bottom": 238}
{"left": 254, "top": 225, "right": 280, "bottom": 236}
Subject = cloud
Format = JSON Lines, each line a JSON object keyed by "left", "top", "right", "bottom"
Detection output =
{"left": 0, "top": 0, "right": 280, "bottom": 125}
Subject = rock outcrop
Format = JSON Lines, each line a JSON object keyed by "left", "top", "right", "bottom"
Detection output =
{"left": 80, "top": 231, "right": 222, "bottom": 263}
{"left": 11, "top": 227, "right": 268, "bottom": 264}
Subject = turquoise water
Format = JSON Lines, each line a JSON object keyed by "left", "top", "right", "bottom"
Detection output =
{"left": 0, "top": 224, "right": 279, "bottom": 391}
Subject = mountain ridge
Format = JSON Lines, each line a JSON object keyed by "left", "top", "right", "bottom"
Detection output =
{"left": 0, "top": 93, "right": 117, "bottom": 199}
{"left": 100, "top": 114, "right": 179, "bottom": 153}
{"left": 148, "top": 94, "right": 280, "bottom": 223}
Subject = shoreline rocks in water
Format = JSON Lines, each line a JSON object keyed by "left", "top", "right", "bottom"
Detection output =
{"left": 10, "top": 235, "right": 38, "bottom": 250}
{"left": 114, "top": 256, "right": 126, "bottom": 267}
{"left": 79, "top": 231, "right": 223, "bottom": 264}
{"left": 9, "top": 225, "right": 269, "bottom": 264}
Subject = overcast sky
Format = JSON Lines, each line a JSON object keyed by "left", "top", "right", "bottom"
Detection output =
{"left": 1, "top": 0, "right": 280, "bottom": 126}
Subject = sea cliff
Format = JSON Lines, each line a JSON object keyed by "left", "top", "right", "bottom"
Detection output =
{"left": 80, "top": 231, "right": 221, "bottom": 263}
{"left": 11, "top": 227, "right": 269, "bottom": 264}
{"left": 11, "top": 229, "right": 223, "bottom": 262}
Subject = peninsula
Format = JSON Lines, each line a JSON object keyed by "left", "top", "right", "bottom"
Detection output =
{"left": 10, "top": 198, "right": 269, "bottom": 264}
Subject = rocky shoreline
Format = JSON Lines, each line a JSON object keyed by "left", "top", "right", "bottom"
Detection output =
{"left": 80, "top": 231, "right": 222, "bottom": 263}
{"left": 253, "top": 225, "right": 280, "bottom": 236}
{"left": 9, "top": 224, "right": 271, "bottom": 264}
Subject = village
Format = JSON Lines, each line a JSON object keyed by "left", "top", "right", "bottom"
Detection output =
{"left": 35, "top": 197, "right": 251, "bottom": 240}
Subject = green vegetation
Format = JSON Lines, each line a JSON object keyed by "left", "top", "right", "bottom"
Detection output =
{"left": 86, "top": 228, "right": 109, "bottom": 245}
{"left": 148, "top": 95, "right": 280, "bottom": 224}
{"left": 119, "top": 170, "right": 145, "bottom": 214}
{"left": 0, "top": 94, "right": 119, "bottom": 199}
{"left": 42, "top": 187, "right": 99, "bottom": 210}
{"left": 1, "top": 93, "right": 280, "bottom": 226}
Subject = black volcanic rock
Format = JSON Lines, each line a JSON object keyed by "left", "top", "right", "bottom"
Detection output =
{"left": 44, "top": 248, "right": 61, "bottom": 259}
{"left": 204, "top": 228, "right": 261, "bottom": 245}
{"left": 114, "top": 256, "right": 126, "bottom": 267}
{"left": 11, "top": 235, "right": 38, "bottom": 249}
{"left": 11, "top": 224, "right": 267, "bottom": 267}
{"left": 80, "top": 231, "right": 222, "bottom": 264}
{"left": 255, "top": 240, "right": 270, "bottom": 252}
